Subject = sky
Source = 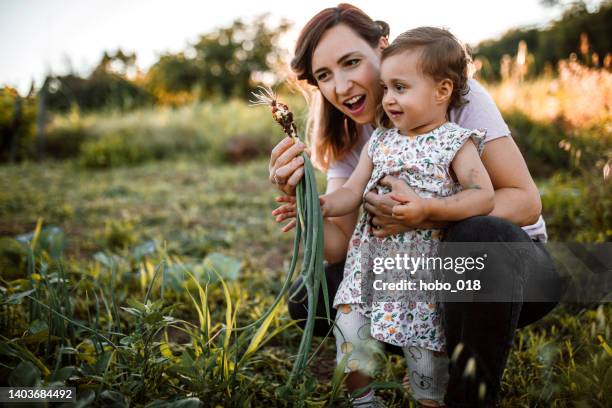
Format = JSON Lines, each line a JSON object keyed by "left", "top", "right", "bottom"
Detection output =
{"left": 0, "top": 0, "right": 577, "bottom": 94}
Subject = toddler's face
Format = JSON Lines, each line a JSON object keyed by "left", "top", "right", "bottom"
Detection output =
{"left": 380, "top": 50, "right": 442, "bottom": 135}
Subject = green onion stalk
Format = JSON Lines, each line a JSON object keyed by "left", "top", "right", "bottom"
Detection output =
{"left": 240, "top": 87, "right": 331, "bottom": 385}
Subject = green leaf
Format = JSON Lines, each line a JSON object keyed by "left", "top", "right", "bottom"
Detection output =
{"left": 50, "top": 366, "right": 75, "bottom": 382}
{"left": 73, "top": 390, "right": 96, "bottom": 408}
{"left": 94, "top": 350, "right": 113, "bottom": 374}
{"left": 3, "top": 288, "right": 36, "bottom": 305}
{"left": 98, "top": 390, "right": 128, "bottom": 407}
{"left": 126, "top": 298, "right": 146, "bottom": 312}
{"left": 132, "top": 240, "right": 156, "bottom": 262}
{"left": 201, "top": 252, "right": 241, "bottom": 282}
{"left": 94, "top": 251, "right": 118, "bottom": 268}
{"left": 0, "top": 342, "right": 19, "bottom": 358}
{"left": 275, "top": 384, "right": 293, "bottom": 399}
{"left": 16, "top": 226, "right": 65, "bottom": 258}
{"left": 143, "top": 311, "right": 163, "bottom": 325}
{"left": 8, "top": 361, "right": 41, "bottom": 387}
{"left": 28, "top": 319, "right": 48, "bottom": 334}
{"left": 145, "top": 398, "right": 204, "bottom": 408}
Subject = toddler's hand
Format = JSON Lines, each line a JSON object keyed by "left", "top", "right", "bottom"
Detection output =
{"left": 319, "top": 195, "right": 330, "bottom": 217}
{"left": 272, "top": 195, "right": 297, "bottom": 232}
{"left": 389, "top": 190, "right": 429, "bottom": 227}
{"left": 271, "top": 195, "right": 329, "bottom": 232}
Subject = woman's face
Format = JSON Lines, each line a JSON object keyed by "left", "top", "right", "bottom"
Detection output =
{"left": 311, "top": 24, "right": 385, "bottom": 125}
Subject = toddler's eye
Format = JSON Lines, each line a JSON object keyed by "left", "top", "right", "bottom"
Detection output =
{"left": 394, "top": 84, "right": 405, "bottom": 92}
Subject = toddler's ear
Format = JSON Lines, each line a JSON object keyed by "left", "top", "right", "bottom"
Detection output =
{"left": 436, "top": 79, "right": 453, "bottom": 104}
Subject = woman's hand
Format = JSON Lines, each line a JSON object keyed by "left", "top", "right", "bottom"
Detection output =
{"left": 363, "top": 175, "right": 435, "bottom": 237}
{"left": 268, "top": 136, "right": 310, "bottom": 196}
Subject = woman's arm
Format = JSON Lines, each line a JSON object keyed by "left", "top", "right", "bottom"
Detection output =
{"left": 480, "top": 136, "right": 542, "bottom": 225}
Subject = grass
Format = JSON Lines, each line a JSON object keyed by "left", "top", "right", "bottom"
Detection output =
{"left": 1, "top": 58, "right": 610, "bottom": 405}
{"left": 0, "top": 155, "right": 610, "bottom": 407}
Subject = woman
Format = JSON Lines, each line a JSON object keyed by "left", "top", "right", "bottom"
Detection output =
{"left": 268, "top": 4, "right": 561, "bottom": 407}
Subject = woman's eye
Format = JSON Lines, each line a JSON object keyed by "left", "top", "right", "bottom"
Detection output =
{"left": 346, "top": 59, "right": 360, "bottom": 67}
{"left": 316, "top": 72, "right": 329, "bottom": 82}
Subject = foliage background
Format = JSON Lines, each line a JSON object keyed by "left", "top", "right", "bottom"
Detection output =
{"left": 0, "top": 1, "right": 610, "bottom": 407}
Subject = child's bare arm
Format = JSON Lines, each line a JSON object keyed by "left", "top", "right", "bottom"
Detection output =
{"left": 426, "top": 140, "right": 495, "bottom": 221}
{"left": 389, "top": 140, "right": 494, "bottom": 226}
{"left": 320, "top": 143, "right": 373, "bottom": 217}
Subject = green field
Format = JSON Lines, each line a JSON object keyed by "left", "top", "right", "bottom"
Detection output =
{"left": 1, "top": 150, "right": 610, "bottom": 407}
{"left": 2, "top": 3, "right": 611, "bottom": 404}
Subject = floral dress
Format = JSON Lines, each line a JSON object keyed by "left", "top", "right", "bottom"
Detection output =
{"left": 332, "top": 122, "right": 486, "bottom": 351}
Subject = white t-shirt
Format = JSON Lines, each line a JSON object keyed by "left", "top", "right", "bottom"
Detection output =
{"left": 326, "top": 78, "right": 548, "bottom": 241}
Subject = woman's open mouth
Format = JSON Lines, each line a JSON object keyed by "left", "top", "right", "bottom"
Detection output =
{"left": 343, "top": 95, "right": 366, "bottom": 116}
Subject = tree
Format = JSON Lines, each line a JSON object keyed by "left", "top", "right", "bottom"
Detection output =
{"left": 473, "top": 0, "right": 612, "bottom": 80}
{"left": 146, "top": 15, "right": 291, "bottom": 103}
{"left": 0, "top": 86, "right": 37, "bottom": 162}
{"left": 46, "top": 49, "right": 152, "bottom": 112}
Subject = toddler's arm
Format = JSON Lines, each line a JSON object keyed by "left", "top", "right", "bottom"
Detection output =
{"left": 389, "top": 140, "right": 494, "bottom": 224}
{"left": 426, "top": 140, "right": 494, "bottom": 221}
{"left": 320, "top": 143, "right": 373, "bottom": 217}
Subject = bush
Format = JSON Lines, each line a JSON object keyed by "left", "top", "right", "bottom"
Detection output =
{"left": 220, "top": 134, "right": 274, "bottom": 164}
{"left": 79, "top": 129, "right": 153, "bottom": 168}
{"left": 506, "top": 110, "right": 611, "bottom": 178}
{"left": 540, "top": 172, "right": 611, "bottom": 242}
{"left": 5, "top": 97, "right": 304, "bottom": 167}
{"left": 45, "top": 121, "right": 88, "bottom": 159}
{"left": 77, "top": 122, "right": 211, "bottom": 168}
{"left": 73, "top": 99, "right": 294, "bottom": 168}
{"left": 0, "top": 87, "right": 38, "bottom": 162}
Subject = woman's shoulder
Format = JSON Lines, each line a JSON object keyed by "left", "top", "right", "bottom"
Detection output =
{"left": 449, "top": 78, "right": 510, "bottom": 142}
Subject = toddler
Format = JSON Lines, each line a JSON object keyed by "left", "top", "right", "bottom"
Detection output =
{"left": 320, "top": 27, "right": 495, "bottom": 407}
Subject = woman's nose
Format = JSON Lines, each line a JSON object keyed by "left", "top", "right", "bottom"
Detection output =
{"left": 334, "top": 72, "right": 353, "bottom": 96}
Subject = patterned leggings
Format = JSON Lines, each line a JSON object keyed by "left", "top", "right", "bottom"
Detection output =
{"left": 334, "top": 304, "right": 449, "bottom": 406}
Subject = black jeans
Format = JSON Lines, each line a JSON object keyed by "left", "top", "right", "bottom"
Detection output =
{"left": 287, "top": 216, "right": 563, "bottom": 407}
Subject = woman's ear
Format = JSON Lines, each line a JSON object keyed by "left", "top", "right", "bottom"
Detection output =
{"left": 436, "top": 79, "right": 453, "bottom": 104}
